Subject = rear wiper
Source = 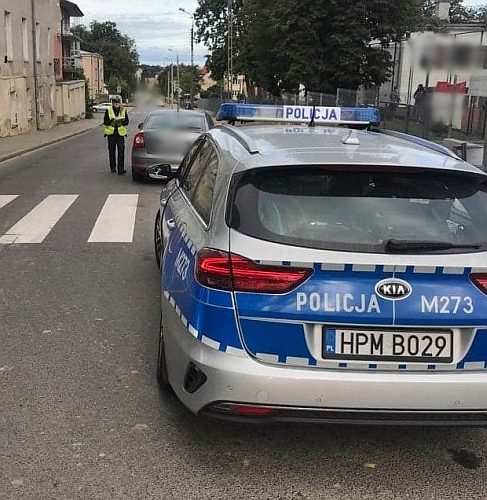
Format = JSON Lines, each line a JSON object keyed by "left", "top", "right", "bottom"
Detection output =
{"left": 385, "top": 239, "right": 481, "bottom": 253}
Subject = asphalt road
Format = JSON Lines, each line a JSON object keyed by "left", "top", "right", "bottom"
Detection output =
{"left": 1, "top": 110, "right": 487, "bottom": 500}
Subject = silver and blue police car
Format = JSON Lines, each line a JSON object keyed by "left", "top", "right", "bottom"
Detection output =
{"left": 153, "top": 103, "right": 487, "bottom": 424}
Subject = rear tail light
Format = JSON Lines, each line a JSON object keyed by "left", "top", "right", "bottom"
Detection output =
{"left": 196, "top": 248, "right": 312, "bottom": 293}
{"left": 471, "top": 274, "right": 487, "bottom": 295}
{"left": 133, "top": 132, "right": 145, "bottom": 149}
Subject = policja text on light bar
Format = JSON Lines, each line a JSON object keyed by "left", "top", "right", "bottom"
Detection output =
{"left": 216, "top": 103, "right": 381, "bottom": 126}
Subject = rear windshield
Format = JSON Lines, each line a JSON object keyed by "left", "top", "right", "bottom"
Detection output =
{"left": 229, "top": 167, "right": 487, "bottom": 253}
{"left": 147, "top": 114, "right": 204, "bottom": 131}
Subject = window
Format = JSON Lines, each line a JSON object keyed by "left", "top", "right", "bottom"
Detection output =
{"left": 47, "top": 27, "right": 52, "bottom": 63}
{"left": 182, "top": 140, "right": 219, "bottom": 224}
{"left": 27, "top": 90, "right": 33, "bottom": 121}
{"left": 147, "top": 113, "right": 205, "bottom": 131}
{"left": 229, "top": 167, "right": 487, "bottom": 254}
{"left": 35, "top": 22, "right": 41, "bottom": 62}
{"left": 178, "top": 136, "right": 204, "bottom": 179}
{"left": 22, "top": 18, "right": 28, "bottom": 62}
{"left": 192, "top": 148, "right": 219, "bottom": 224}
{"left": 38, "top": 85, "right": 44, "bottom": 116}
{"left": 10, "top": 91, "right": 18, "bottom": 128}
{"left": 206, "top": 113, "right": 214, "bottom": 130}
{"left": 4, "top": 11, "right": 13, "bottom": 62}
{"left": 50, "top": 85, "right": 55, "bottom": 114}
{"left": 183, "top": 140, "right": 214, "bottom": 195}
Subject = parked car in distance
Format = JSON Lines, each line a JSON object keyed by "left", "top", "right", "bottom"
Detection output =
{"left": 131, "top": 109, "right": 213, "bottom": 182}
{"left": 93, "top": 103, "right": 111, "bottom": 113}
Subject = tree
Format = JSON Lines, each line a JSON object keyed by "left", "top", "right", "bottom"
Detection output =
{"left": 72, "top": 21, "right": 139, "bottom": 95}
{"left": 449, "top": 0, "right": 476, "bottom": 23}
{"left": 140, "top": 64, "right": 163, "bottom": 81}
{"left": 107, "top": 75, "right": 121, "bottom": 94}
{"left": 200, "top": 81, "right": 223, "bottom": 98}
{"left": 158, "top": 65, "right": 201, "bottom": 97}
{"left": 195, "top": 0, "right": 426, "bottom": 95}
{"left": 195, "top": 0, "right": 245, "bottom": 81}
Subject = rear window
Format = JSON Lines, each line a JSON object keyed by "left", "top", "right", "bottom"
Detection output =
{"left": 229, "top": 167, "right": 487, "bottom": 253}
{"left": 147, "top": 114, "right": 205, "bottom": 131}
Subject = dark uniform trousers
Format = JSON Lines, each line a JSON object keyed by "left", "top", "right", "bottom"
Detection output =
{"left": 108, "top": 134, "right": 125, "bottom": 174}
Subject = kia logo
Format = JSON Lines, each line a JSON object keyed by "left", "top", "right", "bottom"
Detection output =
{"left": 375, "top": 278, "right": 412, "bottom": 301}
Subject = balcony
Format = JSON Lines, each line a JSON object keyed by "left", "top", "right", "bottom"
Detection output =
{"left": 63, "top": 56, "right": 82, "bottom": 71}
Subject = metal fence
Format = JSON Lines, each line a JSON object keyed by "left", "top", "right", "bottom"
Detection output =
{"left": 198, "top": 90, "right": 487, "bottom": 148}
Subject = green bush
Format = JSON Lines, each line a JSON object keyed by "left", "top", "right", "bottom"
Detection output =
{"left": 85, "top": 82, "right": 94, "bottom": 119}
{"left": 430, "top": 121, "right": 449, "bottom": 136}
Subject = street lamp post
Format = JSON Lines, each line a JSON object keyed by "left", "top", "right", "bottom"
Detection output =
{"left": 168, "top": 48, "right": 180, "bottom": 110}
{"left": 179, "top": 7, "right": 195, "bottom": 108}
{"left": 178, "top": 8, "right": 194, "bottom": 67}
{"left": 227, "top": 0, "right": 234, "bottom": 101}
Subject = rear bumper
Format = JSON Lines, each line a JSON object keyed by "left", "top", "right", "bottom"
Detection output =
{"left": 131, "top": 154, "right": 182, "bottom": 173}
{"left": 162, "top": 300, "right": 487, "bottom": 424}
{"left": 202, "top": 404, "right": 487, "bottom": 426}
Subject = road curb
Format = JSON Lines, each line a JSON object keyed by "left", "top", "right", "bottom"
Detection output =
{"left": 0, "top": 122, "right": 102, "bottom": 164}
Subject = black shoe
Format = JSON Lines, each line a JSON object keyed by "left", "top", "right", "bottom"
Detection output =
{"left": 118, "top": 170, "right": 126, "bottom": 175}
{"left": 110, "top": 169, "right": 116, "bottom": 173}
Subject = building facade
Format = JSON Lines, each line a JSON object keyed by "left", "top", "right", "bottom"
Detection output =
{"left": 224, "top": 73, "right": 247, "bottom": 99}
{"left": 80, "top": 50, "right": 105, "bottom": 99}
{"left": 59, "top": 0, "right": 82, "bottom": 80}
{"left": 56, "top": 0, "right": 85, "bottom": 123}
{"left": 0, "top": 0, "right": 61, "bottom": 137}
{"left": 0, "top": 0, "right": 87, "bottom": 138}
{"left": 378, "top": 0, "right": 486, "bottom": 135}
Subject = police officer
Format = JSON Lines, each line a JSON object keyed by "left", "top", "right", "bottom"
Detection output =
{"left": 104, "top": 97, "right": 129, "bottom": 175}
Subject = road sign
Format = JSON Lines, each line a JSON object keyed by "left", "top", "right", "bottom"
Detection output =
{"left": 469, "top": 75, "right": 487, "bottom": 97}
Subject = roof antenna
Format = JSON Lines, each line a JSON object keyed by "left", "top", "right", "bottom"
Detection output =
{"left": 342, "top": 129, "right": 361, "bottom": 145}
{"left": 308, "top": 104, "right": 316, "bottom": 128}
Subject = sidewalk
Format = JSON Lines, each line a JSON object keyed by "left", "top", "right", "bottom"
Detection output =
{"left": 0, "top": 118, "right": 102, "bottom": 163}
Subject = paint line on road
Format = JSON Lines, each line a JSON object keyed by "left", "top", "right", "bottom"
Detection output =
{"left": 0, "top": 195, "right": 18, "bottom": 210}
{"left": 0, "top": 195, "right": 78, "bottom": 244}
{"left": 88, "top": 194, "right": 139, "bottom": 243}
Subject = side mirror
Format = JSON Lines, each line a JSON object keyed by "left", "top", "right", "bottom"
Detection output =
{"left": 148, "top": 164, "right": 176, "bottom": 181}
{"left": 138, "top": 122, "right": 144, "bottom": 130}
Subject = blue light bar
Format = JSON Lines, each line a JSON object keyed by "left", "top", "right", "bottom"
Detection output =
{"left": 216, "top": 103, "right": 381, "bottom": 126}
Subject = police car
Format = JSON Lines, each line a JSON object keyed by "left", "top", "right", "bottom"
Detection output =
{"left": 153, "top": 103, "right": 487, "bottom": 424}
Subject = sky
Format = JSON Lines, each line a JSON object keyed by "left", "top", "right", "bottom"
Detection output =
{"left": 78, "top": 0, "right": 484, "bottom": 67}
{"left": 79, "top": 0, "right": 206, "bottom": 66}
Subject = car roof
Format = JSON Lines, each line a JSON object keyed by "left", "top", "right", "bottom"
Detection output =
{"left": 210, "top": 124, "right": 485, "bottom": 176}
{"left": 146, "top": 109, "right": 206, "bottom": 117}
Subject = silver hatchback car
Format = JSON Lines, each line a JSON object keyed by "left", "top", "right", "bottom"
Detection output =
{"left": 131, "top": 108, "right": 213, "bottom": 182}
{"left": 154, "top": 104, "right": 487, "bottom": 425}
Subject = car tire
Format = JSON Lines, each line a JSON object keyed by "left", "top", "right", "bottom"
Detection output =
{"left": 132, "top": 169, "right": 145, "bottom": 182}
{"left": 157, "top": 313, "right": 171, "bottom": 390}
{"left": 154, "top": 211, "right": 163, "bottom": 269}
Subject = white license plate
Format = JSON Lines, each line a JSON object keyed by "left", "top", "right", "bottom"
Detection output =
{"left": 323, "top": 327, "right": 453, "bottom": 363}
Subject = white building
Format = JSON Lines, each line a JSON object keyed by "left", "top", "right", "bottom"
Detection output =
{"left": 0, "top": 0, "right": 61, "bottom": 137}
{"left": 379, "top": 0, "right": 486, "bottom": 132}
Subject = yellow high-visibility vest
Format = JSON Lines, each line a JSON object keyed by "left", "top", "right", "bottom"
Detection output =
{"left": 104, "top": 107, "right": 127, "bottom": 137}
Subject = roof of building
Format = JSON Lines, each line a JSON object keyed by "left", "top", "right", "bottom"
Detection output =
{"left": 80, "top": 51, "right": 103, "bottom": 58}
{"left": 60, "top": 0, "right": 84, "bottom": 18}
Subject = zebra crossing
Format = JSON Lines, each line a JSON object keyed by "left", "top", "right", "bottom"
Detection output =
{"left": 0, "top": 193, "right": 141, "bottom": 244}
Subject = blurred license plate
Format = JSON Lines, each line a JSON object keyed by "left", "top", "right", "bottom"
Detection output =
{"left": 323, "top": 328, "right": 453, "bottom": 363}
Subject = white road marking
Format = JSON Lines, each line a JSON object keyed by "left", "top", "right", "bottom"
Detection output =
{"left": 0, "top": 195, "right": 18, "bottom": 210}
{"left": 88, "top": 194, "right": 139, "bottom": 243}
{"left": 0, "top": 195, "right": 78, "bottom": 244}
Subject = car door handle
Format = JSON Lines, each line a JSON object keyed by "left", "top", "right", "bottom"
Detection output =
{"left": 166, "top": 218, "right": 175, "bottom": 230}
